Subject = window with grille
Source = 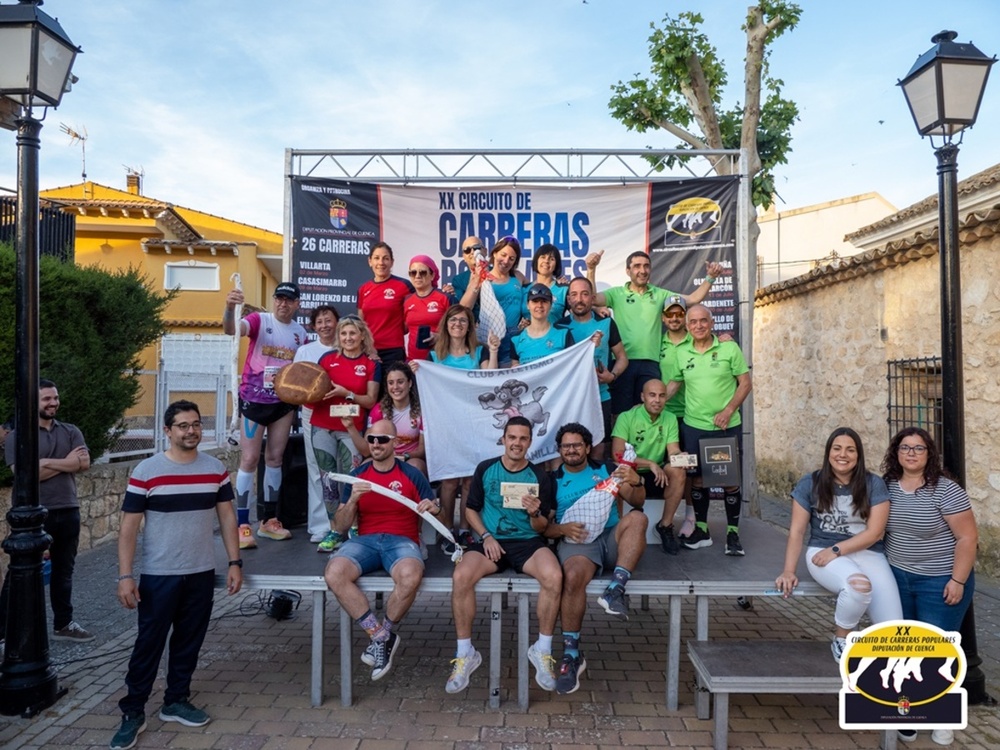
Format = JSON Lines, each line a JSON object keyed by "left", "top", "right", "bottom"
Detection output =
{"left": 886, "top": 357, "right": 942, "bottom": 445}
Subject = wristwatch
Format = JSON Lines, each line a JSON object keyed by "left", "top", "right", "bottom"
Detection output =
{"left": 346, "top": 392, "right": 355, "bottom": 402}
{"left": 831, "top": 545, "right": 841, "bottom": 557}
{"left": 228, "top": 559, "right": 243, "bottom": 568}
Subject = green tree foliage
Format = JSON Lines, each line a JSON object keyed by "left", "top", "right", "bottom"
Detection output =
{"left": 0, "top": 243, "right": 170, "bottom": 482}
{"left": 609, "top": 2, "right": 801, "bottom": 209}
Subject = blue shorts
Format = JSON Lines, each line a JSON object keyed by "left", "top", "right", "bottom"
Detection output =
{"left": 331, "top": 534, "right": 423, "bottom": 576}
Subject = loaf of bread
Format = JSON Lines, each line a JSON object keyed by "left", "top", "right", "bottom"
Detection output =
{"left": 273, "top": 361, "right": 332, "bottom": 405}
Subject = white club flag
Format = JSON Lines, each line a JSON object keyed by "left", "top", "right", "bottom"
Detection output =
{"left": 417, "top": 340, "right": 603, "bottom": 482}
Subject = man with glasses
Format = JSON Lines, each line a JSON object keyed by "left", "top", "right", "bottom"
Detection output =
{"left": 111, "top": 400, "right": 242, "bottom": 749}
{"left": 585, "top": 250, "right": 722, "bottom": 415}
{"left": 1, "top": 379, "right": 92, "bottom": 644}
{"left": 446, "top": 417, "right": 560, "bottom": 694}
{"left": 224, "top": 282, "right": 308, "bottom": 547}
{"left": 544, "top": 423, "right": 646, "bottom": 694}
{"left": 323, "top": 419, "right": 439, "bottom": 682}
{"left": 664, "top": 304, "right": 752, "bottom": 555}
{"left": 611, "top": 379, "right": 687, "bottom": 554}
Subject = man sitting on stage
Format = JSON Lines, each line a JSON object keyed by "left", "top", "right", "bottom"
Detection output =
{"left": 323, "top": 419, "right": 440, "bottom": 682}
{"left": 545, "top": 422, "right": 647, "bottom": 694}
{"left": 445, "top": 416, "right": 561, "bottom": 694}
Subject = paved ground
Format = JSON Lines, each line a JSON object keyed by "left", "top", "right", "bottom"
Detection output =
{"left": 1, "top": 495, "right": 999, "bottom": 750}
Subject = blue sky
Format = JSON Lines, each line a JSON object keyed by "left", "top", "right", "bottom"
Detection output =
{"left": 1, "top": 0, "right": 999, "bottom": 232}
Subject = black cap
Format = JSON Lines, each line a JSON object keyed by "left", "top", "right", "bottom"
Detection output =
{"left": 526, "top": 283, "right": 554, "bottom": 302}
{"left": 274, "top": 282, "right": 300, "bottom": 300}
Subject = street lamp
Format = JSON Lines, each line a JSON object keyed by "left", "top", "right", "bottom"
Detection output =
{"left": 0, "top": 0, "right": 80, "bottom": 717}
{"left": 898, "top": 30, "right": 995, "bottom": 707}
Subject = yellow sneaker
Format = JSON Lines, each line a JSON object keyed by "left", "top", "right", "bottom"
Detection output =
{"left": 257, "top": 518, "right": 291, "bottom": 541}
{"left": 238, "top": 523, "right": 257, "bottom": 549}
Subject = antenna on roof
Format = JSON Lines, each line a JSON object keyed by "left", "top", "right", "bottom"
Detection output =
{"left": 60, "top": 123, "right": 88, "bottom": 182}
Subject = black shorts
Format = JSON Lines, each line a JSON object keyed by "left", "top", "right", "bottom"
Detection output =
{"left": 466, "top": 536, "right": 549, "bottom": 574}
{"left": 239, "top": 398, "right": 295, "bottom": 427}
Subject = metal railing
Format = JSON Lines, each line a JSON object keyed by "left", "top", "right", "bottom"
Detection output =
{"left": 0, "top": 196, "right": 76, "bottom": 262}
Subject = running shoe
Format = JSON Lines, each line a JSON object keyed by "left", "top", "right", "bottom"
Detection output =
{"left": 682, "top": 527, "right": 713, "bottom": 550}
{"left": 257, "top": 518, "right": 292, "bottom": 541}
{"left": 317, "top": 530, "right": 344, "bottom": 553}
{"left": 725, "top": 530, "right": 745, "bottom": 556}
{"left": 555, "top": 652, "right": 587, "bottom": 694}
{"left": 238, "top": 523, "right": 257, "bottom": 549}
{"left": 527, "top": 644, "right": 556, "bottom": 691}
{"left": 597, "top": 585, "right": 629, "bottom": 620}
{"left": 445, "top": 648, "right": 483, "bottom": 693}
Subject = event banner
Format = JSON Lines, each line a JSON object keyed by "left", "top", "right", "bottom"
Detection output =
{"left": 289, "top": 177, "right": 739, "bottom": 332}
{"left": 416, "top": 341, "right": 603, "bottom": 482}
{"left": 648, "top": 176, "right": 739, "bottom": 336}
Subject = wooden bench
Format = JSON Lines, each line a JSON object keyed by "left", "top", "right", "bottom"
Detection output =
{"left": 687, "top": 640, "right": 897, "bottom": 750}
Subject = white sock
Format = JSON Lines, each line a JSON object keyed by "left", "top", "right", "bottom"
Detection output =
{"left": 534, "top": 634, "right": 553, "bottom": 654}
{"left": 456, "top": 638, "right": 473, "bottom": 658}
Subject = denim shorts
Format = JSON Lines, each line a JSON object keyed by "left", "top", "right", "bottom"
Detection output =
{"left": 332, "top": 533, "right": 423, "bottom": 576}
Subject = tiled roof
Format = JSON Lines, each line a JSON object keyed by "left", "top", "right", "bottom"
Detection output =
{"left": 756, "top": 203, "right": 1000, "bottom": 306}
{"left": 845, "top": 162, "right": 1000, "bottom": 242}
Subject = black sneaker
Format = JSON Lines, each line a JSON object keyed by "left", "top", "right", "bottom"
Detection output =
{"left": 159, "top": 700, "right": 210, "bottom": 727}
{"left": 725, "top": 530, "right": 745, "bottom": 556}
{"left": 361, "top": 639, "right": 378, "bottom": 667}
{"left": 440, "top": 538, "right": 458, "bottom": 556}
{"left": 597, "top": 585, "right": 629, "bottom": 620}
{"left": 371, "top": 633, "right": 401, "bottom": 681}
{"left": 654, "top": 523, "right": 679, "bottom": 555}
{"left": 682, "top": 527, "right": 713, "bottom": 550}
{"left": 555, "top": 652, "right": 587, "bottom": 694}
{"left": 110, "top": 712, "right": 146, "bottom": 750}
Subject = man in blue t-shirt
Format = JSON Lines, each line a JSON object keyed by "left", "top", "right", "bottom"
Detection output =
{"left": 560, "top": 277, "right": 628, "bottom": 460}
{"left": 545, "top": 422, "right": 646, "bottom": 694}
{"left": 446, "top": 416, "right": 561, "bottom": 695}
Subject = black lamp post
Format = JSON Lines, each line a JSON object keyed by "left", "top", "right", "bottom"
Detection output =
{"left": 0, "top": 0, "right": 79, "bottom": 717}
{"left": 898, "top": 30, "right": 995, "bottom": 706}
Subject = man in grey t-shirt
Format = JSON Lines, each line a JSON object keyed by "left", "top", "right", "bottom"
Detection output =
{"left": 1, "top": 379, "right": 92, "bottom": 643}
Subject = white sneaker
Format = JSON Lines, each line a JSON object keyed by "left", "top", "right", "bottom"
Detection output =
{"left": 309, "top": 532, "right": 327, "bottom": 543}
{"left": 931, "top": 729, "right": 953, "bottom": 746}
{"left": 527, "top": 644, "right": 556, "bottom": 691}
{"left": 445, "top": 648, "right": 482, "bottom": 693}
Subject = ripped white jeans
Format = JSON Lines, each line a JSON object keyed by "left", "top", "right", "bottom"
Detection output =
{"left": 806, "top": 547, "right": 902, "bottom": 630}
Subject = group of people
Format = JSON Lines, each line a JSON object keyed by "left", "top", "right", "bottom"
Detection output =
{"left": 102, "top": 235, "right": 974, "bottom": 750}
{"left": 775, "top": 426, "right": 978, "bottom": 747}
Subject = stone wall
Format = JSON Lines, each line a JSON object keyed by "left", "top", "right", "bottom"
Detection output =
{"left": 753, "top": 232, "right": 1000, "bottom": 576}
{"left": 0, "top": 447, "right": 240, "bottom": 581}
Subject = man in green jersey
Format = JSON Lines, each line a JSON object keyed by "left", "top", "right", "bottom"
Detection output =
{"left": 665, "top": 304, "right": 752, "bottom": 556}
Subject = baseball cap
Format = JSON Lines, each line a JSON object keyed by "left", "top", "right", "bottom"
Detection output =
{"left": 663, "top": 295, "right": 686, "bottom": 313}
{"left": 274, "top": 282, "right": 300, "bottom": 300}
{"left": 526, "top": 283, "right": 554, "bottom": 302}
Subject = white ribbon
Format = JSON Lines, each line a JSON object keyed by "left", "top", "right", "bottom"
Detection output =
{"left": 326, "top": 472, "right": 462, "bottom": 563}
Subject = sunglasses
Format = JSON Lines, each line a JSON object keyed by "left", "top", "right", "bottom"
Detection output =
{"left": 463, "top": 244, "right": 484, "bottom": 254}
{"left": 366, "top": 434, "right": 394, "bottom": 445}
{"left": 663, "top": 311, "right": 685, "bottom": 319}
{"left": 408, "top": 269, "right": 430, "bottom": 278}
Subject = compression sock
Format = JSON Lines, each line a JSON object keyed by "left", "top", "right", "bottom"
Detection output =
{"left": 724, "top": 488, "right": 742, "bottom": 528}
{"left": 611, "top": 566, "right": 632, "bottom": 589}
{"left": 263, "top": 466, "right": 282, "bottom": 521}
{"left": 563, "top": 631, "right": 581, "bottom": 658}
{"left": 691, "top": 486, "right": 709, "bottom": 524}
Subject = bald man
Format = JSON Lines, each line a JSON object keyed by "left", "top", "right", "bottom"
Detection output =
{"left": 323, "top": 419, "right": 440, "bottom": 682}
